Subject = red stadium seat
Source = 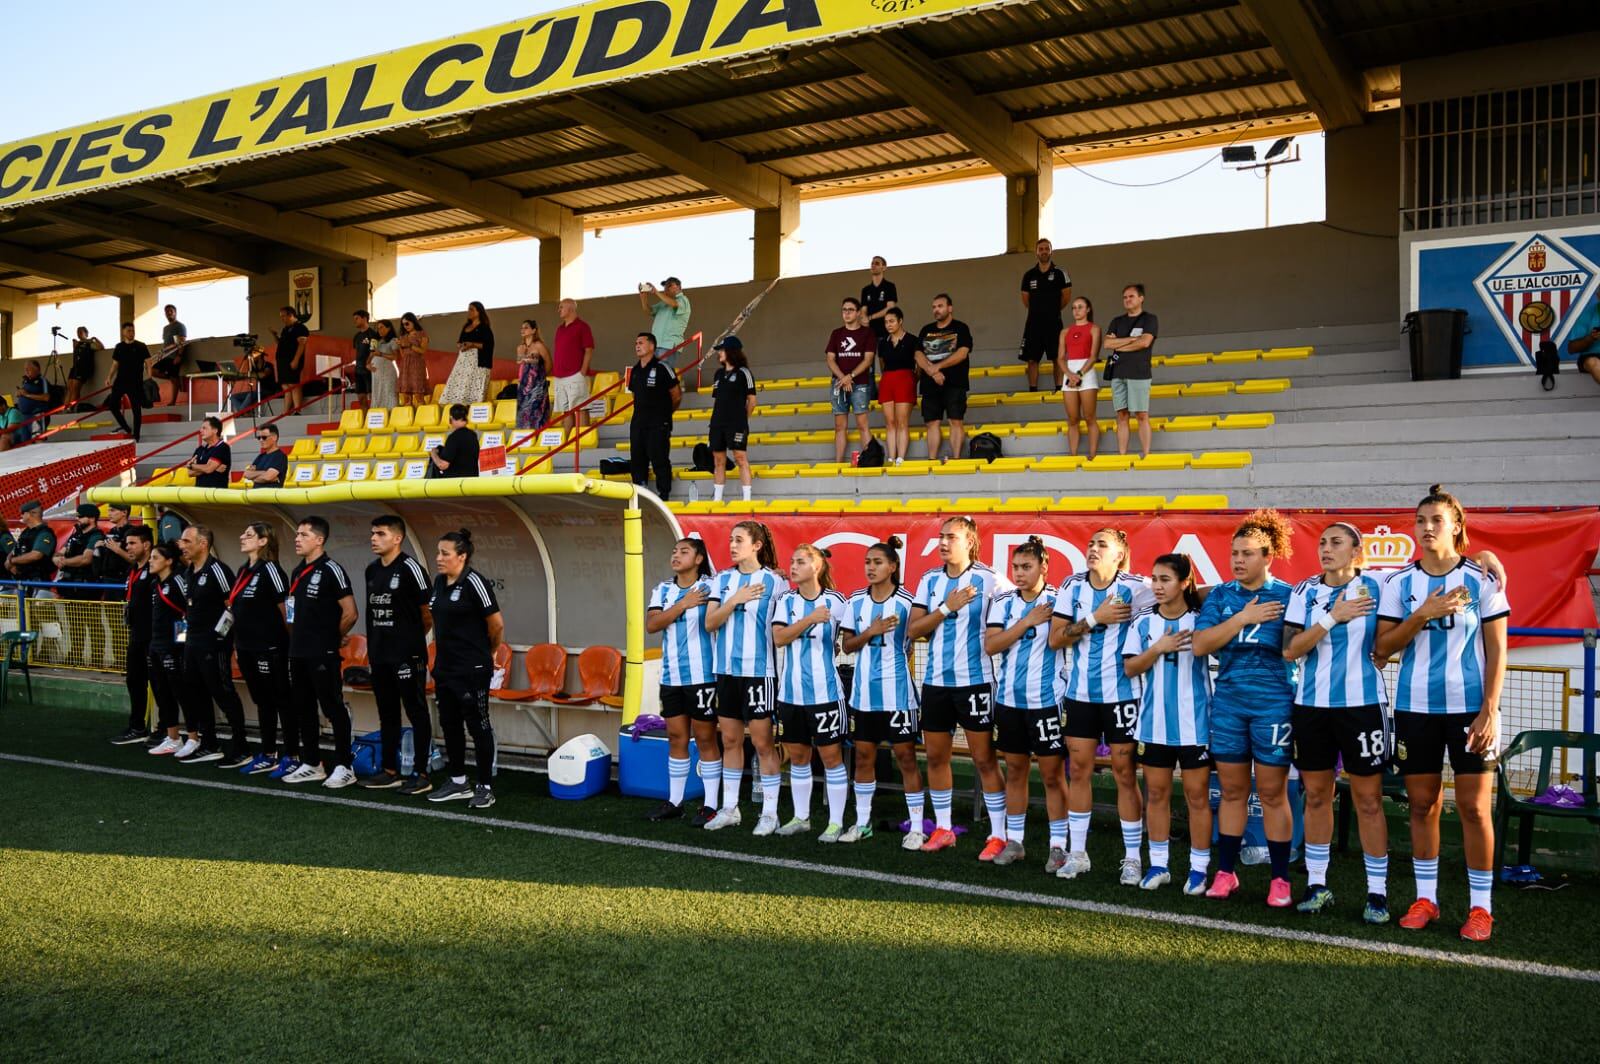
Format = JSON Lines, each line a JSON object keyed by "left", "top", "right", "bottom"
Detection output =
{"left": 551, "top": 646, "right": 623, "bottom": 707}
{"left": 497, "top": 644, "right": 566, "bottom": 703}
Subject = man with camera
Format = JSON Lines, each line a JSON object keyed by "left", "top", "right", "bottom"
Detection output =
{"left": 103, "top": 322, "right": 151, "bottom": 440}
{"left": 639, "top": 277, "right": 691, "bottom": 356}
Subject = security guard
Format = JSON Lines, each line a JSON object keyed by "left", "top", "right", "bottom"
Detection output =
{"left": 109, "top": 524, "right": 156, "bottom": 746}
{"left": 178, "top": 525, "right": 252, "bottom": 769}
{"left": 54, "top": 503, "right": 106, "bottom": 599}
{"left": 6, "top": 500, "right": 57, "bottom": 590}
{"left": 282, "top": 515, "right": 358, "bottom": 789}
{"left": 361, "top": 515, "right": 435, "bottom": 793}
{"left": 95, "top": 501, "right": 137, "bottom": 591}
{"left": 626, "top": 331, "right": 682, "bottom": 499}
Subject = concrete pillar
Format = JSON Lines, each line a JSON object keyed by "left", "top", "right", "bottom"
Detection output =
{"left": 538, "top": 212, "right": 584, "bottom": 301}
{"left": 118, "top": 277, "right": 161, "bottom": 341}
{"left": 1004, "top": 144, "right": 1055, "bottom": 253}
{"left": 367, "top": 246, "right": 399, "bottom": 318}
{"left": 0, "top": 288, "right": 40, "bottom": 362}
{"left": 752, "top": 180, "right": 800, "bottom": 281}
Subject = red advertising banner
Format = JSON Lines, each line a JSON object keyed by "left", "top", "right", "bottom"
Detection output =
{"left": 0, "top": 441, "right": 136, "bottom": 520}
{"left": 680, "top": 508, "right": 1600, "bottom": 641}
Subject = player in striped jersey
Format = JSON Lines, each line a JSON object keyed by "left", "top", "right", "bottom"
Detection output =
{"left": 907, "top": 516, "right": 1013, "bottom": 856}
{"left": 1122, "top": 554, "right": 1214, "bottom": 895}
{"left": 704, "top": 521, "right": 790, "bottom": 835}
{"left": 1193, "top": 510, "right": 1298, "bottom": 906}
{"left": 645, "top": 537, "right": 721, "bottom": 825}
{"left": 984, "top": 537, "right": 1067, "bottom": 871}
{"left": 772, "top": 544, "right": 848, "bottom": 838}
{"left": 840, "top": 537, "right": 926, "bottom": 847}
{"left": 1049, "top": 528, "right": 1156, "bottom": 882}
{"left": 1375, "top": 486, "right": 1509, "bottom": 942}
{"left": 1283, "top": 522, "right": 1391, "bottom": 923}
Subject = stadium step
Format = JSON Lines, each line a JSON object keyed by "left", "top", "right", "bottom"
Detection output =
{"left": 666, "top": 493, "right": 1232, "bottom": 515}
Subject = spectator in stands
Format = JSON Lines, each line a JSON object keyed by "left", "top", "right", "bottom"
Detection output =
{"left": 396, "top": 312, "right": 431, "bottom": 407}
{"left": 0, "top": 396, "right": 22, "bottom": 451}
{"left": 7, "top": 500, "right": 57, "bottom": 591}
{"left": 274, "top": 305, "right": 310, "bottom": 411}
{"left": 53, "top": 503, "right": 105, "bottom": 600}
{"left": 431, "top": 404, "right": 479, "bottom": 478}
{"left": 185, "top": 416, "right": 231, "bottom": 488}
{"left": 916, "top": 294, "right": 974, "bottom": 463}
{"left": 640, "top": 277, "right": 691, "bottom": 355}
{"left": 877, "top": 307, "right": 919, "bottom": 465}
{"left": 627, "top": 332, "right": 681, "bottom": 499}
{"left": 1019, "top": 238, "right": 1072, "bottom": 392}
{"left": 95, "top": 501, "right": 135, "bottom": 589}
{"left": 14, "top": 360, "right": 52, "bottom": 444}
{"left": 153, "top": 304, "right": 186, "bottom": 406}
{"left": 107, "top": 524, "right": 154, "bottom": 747}
{"left": 350, "top": 310, "right": 377, "bottom": 410}
{"left": 442, "top": 301, "right": 494, "bottom": 406}
{"left": 230, "top": 342, "right": 271, "bottom": 413}
{"left": 103, "top": 321, "right": 150, "bottom": 441}
{"left": 551, "top": 299, "right": 595, "bottom": 430}
{"left": 241, "top": 423, "right": 288, "bottom": 487}
{"left": 708, "top": 335, "right": 756, "bottom": 503}
{"left": 283, "top": 515, "right": 359, "bottom": 787}
{"left": 1569, "top": 296, "right": 1600, "bottom": 388}
{"left": 828, "top": 297, "right": 878, "bottom": 465}
{"left": 426, "top": 528, "right": 504, "bottom": 810}
{"left": 69, "top": 326, "right": 103, "bottom": 408}
{"left": 515, "top": 319, "right": 551, "bottom": 432}
{"left": 359, "top": 515, "right": 434, "bottom": 793}
{"left": 861, "top": 255, "right": 897, "bottom": 343}
{"left": 370, "top": 319, "right": 400, "bottom": 410}
{"left": 1058, "top": 296, "right": 1102, "bottom": 459}
{"left": 1103, "top": 283, "right": 1158, "bottom": 458}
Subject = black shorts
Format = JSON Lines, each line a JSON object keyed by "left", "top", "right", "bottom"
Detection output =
{"left": 1577, "top": 350, "right": 1599, "bottom": 372}
{"left": 707, "top": 422, "right": 748, "bottom": 453}
{"left": 1394, "top": 711, "right": 1491, "bottom": 777}
{"left": 351, "top": 368, "right": 372, "bottom": 394}
{"left": 1137, "top": 742, "right": 1212, "bottom": 770}
{"left": 715, "top": 675, "right": 775, "bottom": 722}
{"left": 660, "top": 682, "right": 717, "bottom": 722}
{"left": 1063, "top": 697, "right": 1139, "bottom": 745}
{"left": 776, "top": 699, "right": 846, "bottom": 747}
{"left": 1293, "top": 703, "right": 1388, "bottom": 776}
{"left": 1017, "top": 328, "right": 1060, "bottom": 363}
{"left": 995, "top": 703, "right": 1065, "bottom": 756}
{"left": 849, "top": 706, "right": 920, "bottom": 746}
{"left": 920, "top": 381, "right": 968, "bottom": 422}
{"left": 920, "top": 683, "right": 993, "bottom": 734}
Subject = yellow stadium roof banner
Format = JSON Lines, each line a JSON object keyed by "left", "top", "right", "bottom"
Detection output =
{"left": 0, "top": 0, "right": 1013, "bottom": 209}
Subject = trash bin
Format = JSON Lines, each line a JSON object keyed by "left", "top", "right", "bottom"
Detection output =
{"left": 1402, "top": 308, "right": 1468, "bottom": 381}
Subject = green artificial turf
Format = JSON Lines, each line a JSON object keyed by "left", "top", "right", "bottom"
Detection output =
{"left": 3, "top": 703, "right": 1599, "bottom": 1061}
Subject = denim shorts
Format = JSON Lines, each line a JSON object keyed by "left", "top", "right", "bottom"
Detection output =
{"left": 832, "top": 380, "right": 872, "bottom": 415}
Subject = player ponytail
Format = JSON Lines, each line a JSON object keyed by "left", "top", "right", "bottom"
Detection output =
{"left": 1233, "top": 508, "right": 1293, "bottom": 560}
{"left": 1012, "top": 534, "right": 1049, "bottom": 571}
{"left": 1152, "top": 552, "right": 1203, "bottom": 611}
{"left": 732, "top": 519, "right": 777, "bottom": 571}
{"left": 677, "top": 536, "right": 712, "bottom": 578}
{"left": 439, "top": 528, "right": 474, "bottom": 561}
{"left": 794, "top": 542, "right": 834, "bottom": 592}
{"left": 868, "top": 535, "right": 904, "bottom": 588}
{"left": 941, "top": 515, "right": 980, "bottom": 559}
{"left": 1417, "top": 484, "right": 1469, "bottom": 550}
{"left": 1093, "top": 526, "right": 1132, "bottom": 571}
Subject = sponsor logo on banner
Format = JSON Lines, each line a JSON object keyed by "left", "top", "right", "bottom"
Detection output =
{"left": 1359, "top": 525, "right": 1415, "bottom": 570}
{"left": 1473, "top": 231, "right": 1600, "bottom": 365}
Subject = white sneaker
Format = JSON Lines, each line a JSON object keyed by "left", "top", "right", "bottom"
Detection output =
{"left": 283, "top": 763, "right": 328, "bottom": 784}
{"left": 775, "top": 817, "right": 811, "bottom": 836}
{"left": 148, "top": 736, "right": 181, "bottom": 756}
{"left": 323, "top": 765, "right": 357, "bottom": 789}
{"left": 751, "top": 814, "right": 779, "bottom": 837}
{"left": 173, "top": 738, "right": 200, "bottom": 760}
{"left": 704, "top": 808, "right": 742, "bottom": 831}
{"left": 902, "top": 830, "right": 927, "bottom": 851}
{"left": 1056, "top": 851, "right": 1092, "bottom": 880}
{"left": 1119, "top": 856, "right": 1142, "bottom": 886}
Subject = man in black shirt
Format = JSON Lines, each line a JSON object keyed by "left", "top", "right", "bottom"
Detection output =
{"left": 109, "top": 525, "right": 156, "bottom": 746}
{"left": 95, "top": 501, "right": 136, "bottom": 589}
{"left": 177, "top": 525, "right": 252, "bottom": 768}
{"left": 283, "top": 515, "right": 358, "bottom": 788}
{"left": 430, "top": 404, "right": 479, "bottom": 478}
{"left": 186, "top": 416, "right": 231, "bottom": 488}
{"left": 1019, "top": 238, "right": 1072, "bottom": 393}
{"left": 1103, "top": 283, "right": 1159, "bottom": 458}
{"left": 274, "top": 305, "right": 310, "bottom": 411}
{"left": 627, "top": 332, "right": 681, "bottom": 499}
{"left": 351, "top": 310, "right": 377, "bottom": 409}
{"left": 861, "top": 255, "right": 897, "bottom": 342}
{"left": 360, "top": 515, "right": 435, "bottom": 793}
{"left": 103, "top": 321, "right": 150, "bottom": 440}
{"left": 240, "top": 423, "right": 289, "bottom": 487}
{"left": 915, "top": 294, "right": 975, "bottom": 463}
{"left": 6, "top": 500, "right": 56, "bottom": 589}
{"left": 53, "top": 503, "right": 106, "bottom": 600}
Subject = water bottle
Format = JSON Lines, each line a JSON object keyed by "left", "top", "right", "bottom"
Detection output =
{"left": 400, "top": 729, "right": 416, "bottom": 777}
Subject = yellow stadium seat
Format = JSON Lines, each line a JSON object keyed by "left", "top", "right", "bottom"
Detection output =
{"left": 1010, "top": 423, "right": 1062, "bottom": 439}
{"left": 1000, "top": 392, "right": 1049, "bottom": 406}
{"left": 388, "top": 406, "right": 416, "bottom": 432}
{"left": 764, "top": 463, "right": 811, "bottom": 476}
{"left": 757, "top": 465, "right": 797, "bottom": 480}
{"left": 841, "top": 465, "right": 882, "bottom": 478}
{"left": 1030, "top": 456, "right": 1084, "bottom": 472}
{"left": 1163, "top": 415, "right": 1218, "bottom": 431}
{"left": 952, "top": 497, "right": 1001, "bottom": 514}
{"left": 1162, "top": 352, "right": 1212, "bottom": 367}
{"left": 1168, "top": 494, "right": 1230, "bottom": 510}
{"left": 798, "top": 463, "right": 847, "bottom": 478}
{"left": 362, "top": 408, "right": 390, "bottom": 433}
{"left": 488, "top": 399, "right": 513, "bottom": 426}
{"left": 990, "top": 365, "right": 1026, "bottom": 378}
{"left": 754, "top": 500, "right": 802, "bottom": 514}
{"left": 933, "top": 460, "right": 982, "bottom": 475}
{"left": 1148, "top": 383, "right": 1184, "bottom": 399}
{"left": 290, "top": 438, "right": 318, "bottom": 458}
{"left": 344, "top": 460, "right": 373, "bottom": 483}
{"left": 390, "top": 433, "right": 421, "bottom": 456}
{"left": 318, "top": 462, "right": 344, "bottom": 484}
{"left": 1217, "top": 413, "right": 1274, "bottom": 430}
{"left": 675, "top": 501, "right": 715, "bottom": 514}
{"left": 674, "top": 408, "right": 711, "bottom": 422}
{"left": 852, "top": 499, "right": 900, "bottom": 513}
{"left": 795, "top": 430, "right": 832, "bottom": 445}
{"left": 887, "top": 460, "right": 936, "bottom": 477}
{"left": 1191, "top": 451, "right": 1253, "bottom": 469}
{"left": 1052, "top": 496, "right": 1111, "bottom": 511}
{"left": 430, "top": 383, "right": 447, "bottom": 404}
{"left": 901, "top": 497, "right": 953, "bottom": 510}
{"left": 371, "top": 457, "right": 403, "bottom": 481}
{"left": 1213, "top": 349, "right": 1262, "bottom": 364}
{"left": 984, "top": 457, "right": 1036, "bottom": 473}
{"left": 678, "top": 470, "right": 711, "bottom": 481}
{"left": 1110, "top": 495, "right": 1167, "bottom": 512}
{"left": 412, "top": 405, "right": 442, "bottom": 430}
{"left": 969, "top": 424, "right": 1017, "bottom": 438}
{"left": 1180, "top": 382, "right": 1233, "bottom": 397}
{"left": 965, "top": 394, "right": 1003, "bottom": 408}
{"left": 994, "top": 496, "right": 1054, "bottom": 512}
{"left": 806, "top": 500, "right": 849, "bottom": 514}
{"left": 1235, "top": 378, "right": 1290, "bottom": 395}
{"left": 795, "top": 401, "right": 830, "bottom": 416}
{"left": 1263, "top": 346, "right": 1312, "bottom": 360}
{"left": 367, "top": 435, "right": 396, "bottom": 456}
{"left": 1082, "top": 455, "right": 1136, "bottom": 472}
{"left": 338, "top": 436, "right": 369, "bottom": 457}
{"left": 1134, "top": 454, "right": 1190, "bottom": 471}
{"left": 328, "top": 409, "right": 365, "bottom": 436}
{"left": 762, "top": 432, "right": 799, "bottom": 446}
{"left": 761, "top": 403, "right": 798, "bottom": 417}
{"left": 797, "top": 376, "right": 830, "bottom": 388}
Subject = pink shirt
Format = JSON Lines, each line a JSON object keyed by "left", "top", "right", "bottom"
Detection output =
{"left": 552, "top": 318, "right": 595, "bottom": 378}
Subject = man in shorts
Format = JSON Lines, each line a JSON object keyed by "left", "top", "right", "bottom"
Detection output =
{"left": 826, "top": 298, "right": 877, "bottom": 465}
{"left": 915, "top": 294, "right": 974, "bottom": 463}
{"left": 1018, "top": 239, "right": 1071, "bottom": 393}
{"left": 551, "top": 299, "right": 596, "bottom": 428}
{"left": 1102, "top": 283, "right": 1158, "bottom": 458}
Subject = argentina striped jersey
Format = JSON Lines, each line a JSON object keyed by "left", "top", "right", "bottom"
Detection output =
{"left": 773, "top": 589, "right": 847, "bottom": 705}
{"left": 842, "top": 588, "right": 918, "bottom": 713}
{"left": 987, "top": 589, "right": 1065, "bottom": 709}
{"left": 1286, "top": 573, "right": 1386, "bottom": 709}
{"left": 1378, "top": 559, "right": 1509, "bottom": 714}
{"left": 709, "top": 567, "right": 789, "bottom": 677}
{"left": 1121, "top": 608, "right": 1211, "bottom": 746}
{"left": 913, "top": 562, "right": 1011, "bottom": 687}
{"left": 648, "top": 577, "right": 716, "bottom": 687}
{"left": 1055, "top": 571, "right": 1156, "bottom": 704}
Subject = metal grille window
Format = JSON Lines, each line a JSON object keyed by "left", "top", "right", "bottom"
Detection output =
{"left": 1402, "top": 78, "right": 1600, "bottom": 231}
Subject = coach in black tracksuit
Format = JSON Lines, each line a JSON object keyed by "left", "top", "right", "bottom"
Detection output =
{"left": 179, "top": 525, "right": 251, "bottom": 768}
{"left": 109, "top": 525, "right": 156, "bottom": 746}
{"left": 285, "top": 515, "right": 357, "bottom": 786}
{"left": 360, "top": 515, "right": 435, "bottom": 794}
{"left": 232, "top": 522, "right": 297, "bottom": 771}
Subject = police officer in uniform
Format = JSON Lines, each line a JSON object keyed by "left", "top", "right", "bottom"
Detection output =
{"left": 54, "top": 503, "right": 106, "bottom": 598}
{"left": 95, "top": 502, "right": 137, "bottom": 591}
{"left": 627, "top": 332, "right": 682, "bottom": 500}
{"left": 6, "top": 500, "right": 57, "bottom": 590}
{"left": 109, "top": 525, "right": 156, "bottom": 746}
{"left": 178, "top": 526, "right": 252, "bottom": 769}
{"left": 360, "top": 515, "right": 435, "bottom": 794}
{"left": 282, "top": 516, "right": 358, "bottom": 788}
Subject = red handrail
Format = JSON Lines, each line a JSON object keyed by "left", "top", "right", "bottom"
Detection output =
{"left": 11, "top": 382, "right": 113, "bottom": 446}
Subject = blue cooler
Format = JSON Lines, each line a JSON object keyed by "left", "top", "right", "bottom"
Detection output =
{"left": 618, "top": 727, "right": 702, "bottom": 801}
{"left": 549, "top": 733, "right": 612, "bottom": 800}
{"left": 1209, "top": 774, "right": 1304, "bottom": 863}
{"left": 350, "top": 728, "right": 418, "bottom": 777}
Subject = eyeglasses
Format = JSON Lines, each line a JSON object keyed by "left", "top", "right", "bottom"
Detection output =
{"left": 255, "top": 435, "right": 272, "bottom": 441}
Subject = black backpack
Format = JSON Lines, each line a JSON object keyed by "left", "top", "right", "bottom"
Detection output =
{"left": 1535, "top": 340, "right": 1560, "bottom": 391}
{"left": 599, "top": 456, "right": 631, "bottom": 476}
{"left": 691, "top": 442, "right": 715, "bottom": 472}
{"left": 856, "top": 437, "right": 885, "bottom": 468}
{"left": 969, "top": 432, "right": 1004, "bottom": 463}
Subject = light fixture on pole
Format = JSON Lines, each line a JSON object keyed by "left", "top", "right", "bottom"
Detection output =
{"left": 422, "top": 115, "right": 474, "bottom": 140}
{"left": 177, "top": 169, "right": 219, "bottom": 189}
{"left": 1224, "top": 136, "right": 1300, "bottom": 226}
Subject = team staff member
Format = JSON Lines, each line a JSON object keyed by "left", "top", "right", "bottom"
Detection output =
{"left": 143, "top": 543, "right": 193, "bottom": 757}
{"left": 282, "top": 516, "right": 359, "bottom": 788}
{"left": 627, "top": 332, "right": 682, "bottom": 500}
{"left": 186, "top": 417, "right": 231, "bottom": 488}
{"left": 53, "top": 503, "right": 106, "bottom": 599}
{"left": 361, "top": 516, "right": 435, "bottom": 794}
{"left": 707, "top": 336, "right": 756, "bottom": 504}
{"left": 1019, "top": 238, "right": 1071, "bottom": 393}
{"left": 232, "top": 523, "right": 298, "bottom": 778}
{"left": 241, "top": 424, "right": 289, "bottom": 486}
{"left": 431, "top": 404, "right": 480, "bottom": 478}
{"left": 178, "top": 526, "right": 251, "bottom": 769}
{"left": 645, "top": 537, "right": 721, "bottom": 824}
{"left": 1375, "top": 486, "right": 1509, "bottom": 942}
{"left": 427, "top": 529, "right": 504, "bottom": 810}
{"left": 108, "top": 526, "right": 156, "bottom": 746}
{"left": 6, "top": 500, "right": 56, "bottom": 589}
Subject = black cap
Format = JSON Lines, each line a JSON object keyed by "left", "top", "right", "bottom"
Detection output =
{"left": 76, "top": 503, "right": 100, "bottom": 519}
{"left": 660, "top": 276, "right": 682, "bottom": 288}
{"left": 713, "top": 335, "right": 743, "bottom": 351}
{"left": 20, "top": 500, "right": 41, "bottom": 514}
{"left": 108, "top": 501, "right": 131, "bottom": 514}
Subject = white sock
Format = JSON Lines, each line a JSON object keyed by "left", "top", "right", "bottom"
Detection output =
{"left": 932, "top": 788, "right": 953, "bottom": 831}
{"left": 1006, "top": 812, "right": 1026, "bottom": 846}
{"left": 984, "top": 790, "right": 1007, "bottom": 841}
{"left": 741, "top": 485, "right": 751, "bottom": 501}
{"left": 667, "top": 755, "right": 690, "bottom": 806}
{"left": 905, "top": 788, "right": 925, "bottom": 831}
{"left": 712, "top": 484, "right": 724, "bottom": 502}
{"left": 451, "top": 775, "right": 467, "bottom": 785}
{"left": 760, "top": 773, "right": 781, "bottom": 819}
{"left": 721, "top": 767, "right": 743, "bottom": 811}
{"left": 1190, "top": 847, "right": 1211, "bottom": 875}
{"left": 1049, "top": 818, "right": 1067, "bottom": 850}
{"left": 1414, "top": 856, "right": 1439, "bottom": 904}
{"left": 1305, "top": 842, "right": 1331, "bottom": 887}
{"left": 1468, "top": 868, "right": 1493, "bottom": 913}
{"left": 697, "top": 759, "right": 721, "bottom": 806}
{"left": 853, "top": 781, "right": 876, "bottom": 828}
{"left": 1120, "top": 818, "right": 1143, "bottom": 861}
{"left": 790, "top": 763, "right": 813, "bottom": 819}
{"left": 1364, "top": 853, "right": 1388, "bottom": 896}
{"left": 825, "top": 764, "right": 848, "bottom": 827}
{"left": 1149, "top": 839, "right": 1170, "bottom": 869}
{"left": 1068, "top": 810, "right": 1090, "bottom": 852}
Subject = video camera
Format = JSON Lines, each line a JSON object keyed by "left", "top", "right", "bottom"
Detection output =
{"left": 232, "top": 332, "right": 259, "bottom": 349}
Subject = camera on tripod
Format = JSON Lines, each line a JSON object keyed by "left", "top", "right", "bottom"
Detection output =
{"left": 232, "top": 332, "right": 259, "bottom": 349}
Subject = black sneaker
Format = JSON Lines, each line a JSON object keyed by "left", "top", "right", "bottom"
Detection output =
{"left": 691, "top": 804, "right": 717, "bottom": 827}
{"left": 467, "top": 784, "right": 495, "bottom": 810}
{"left": 427, "top": 779, "right": 474, "bottom": 803}
{"left": 109, "top": 727, "right": 150, "bottom": 746}
{"left": 648, "top": 800, "right": 683, "bottom": 822}
{"left": 219, "top": 752, "right": 254, "bottom": 771}
{"left": 398, "top": 774, "right": 433, "bottom": 796}
{"left": 359, "top": 771, "right": 404, "bottom": 790}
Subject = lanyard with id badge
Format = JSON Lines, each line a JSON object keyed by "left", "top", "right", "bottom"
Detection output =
{"left": 286, "top": 563, "right": 315, "bottom": 625}
{"left": 157, "top": 582, "right": 187, "bottom": 644}
{"left": 217, "top": 567, "right": 254, "bottom": 638}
